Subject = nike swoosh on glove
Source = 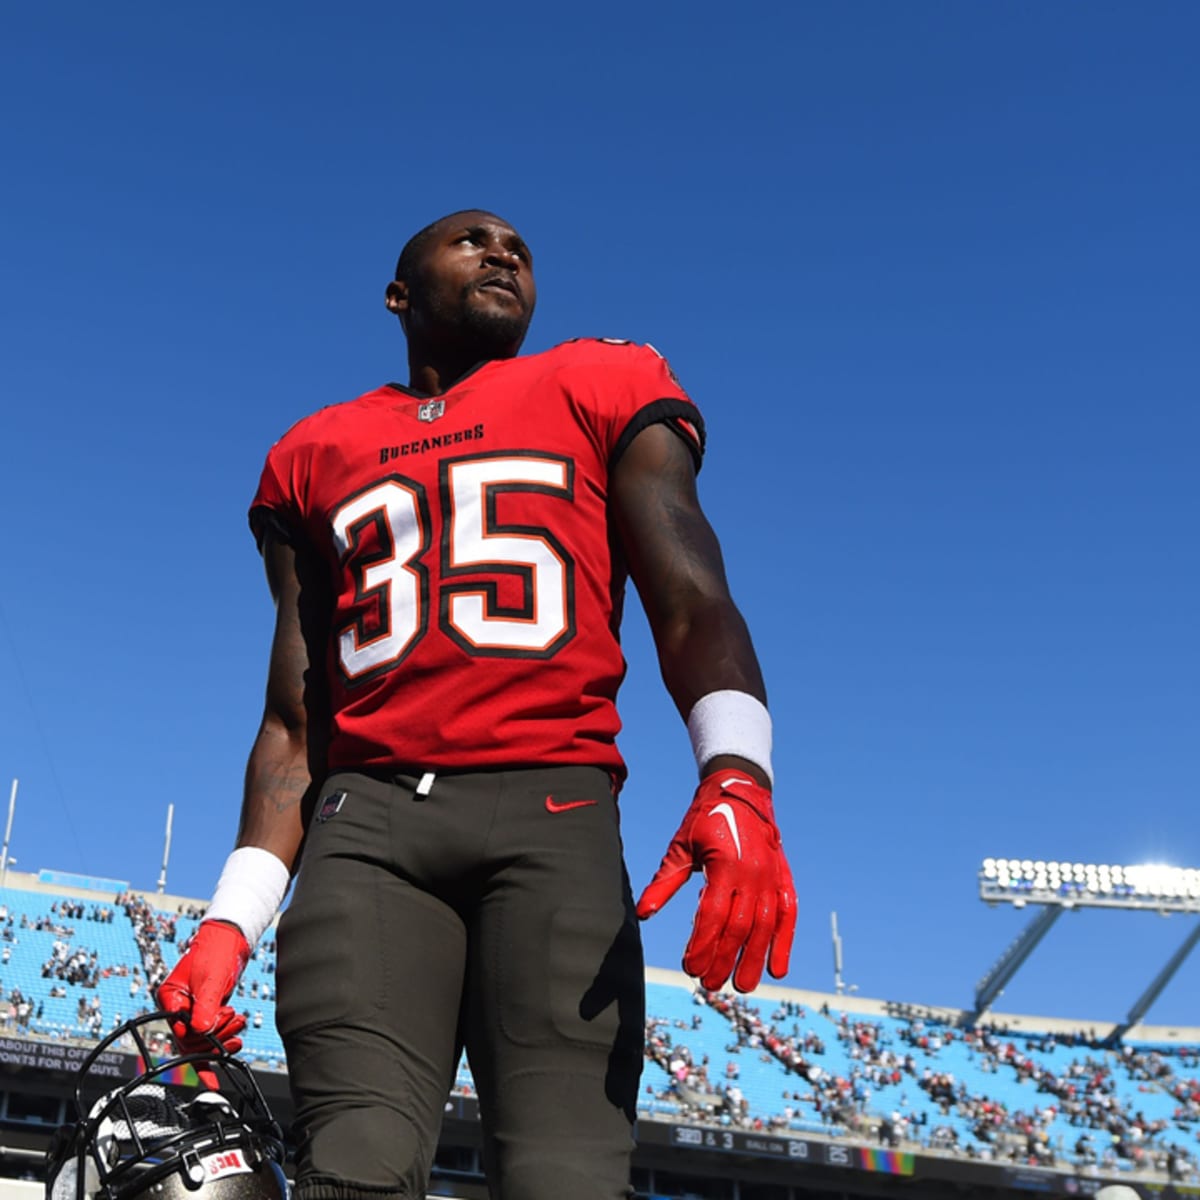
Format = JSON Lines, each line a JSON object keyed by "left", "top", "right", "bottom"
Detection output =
{"left": 155, "top": 920, "right": 251, "bottom": 1087}
{"left": 636, "top": 771, "right": 796, "bottom": 994}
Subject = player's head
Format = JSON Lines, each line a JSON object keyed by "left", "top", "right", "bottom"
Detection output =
{"left": 385, "top": 209, "right": 536, "bottom": 360}
{"left": 46, "top": 1012, "right": 285, "bottom": 1200}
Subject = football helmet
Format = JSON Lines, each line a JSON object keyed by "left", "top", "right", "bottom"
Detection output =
{"left": 46, "top": 1010, "right": 286, "bottom": 1200}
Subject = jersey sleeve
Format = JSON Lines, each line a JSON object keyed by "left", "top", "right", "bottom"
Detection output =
{"left": 248, "top": 431, "right": 309, "bottom": 552}
{"left": 569, "top": 341, "right": 706, "bottom": 474}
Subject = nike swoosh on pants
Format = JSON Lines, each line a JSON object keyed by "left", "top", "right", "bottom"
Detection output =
{"left": 545, "top": 796, "right": 599, "bottom": 814}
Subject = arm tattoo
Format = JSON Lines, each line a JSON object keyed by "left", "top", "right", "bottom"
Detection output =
{"left": 265, "top": 763, "right": 311, "bottom": 815}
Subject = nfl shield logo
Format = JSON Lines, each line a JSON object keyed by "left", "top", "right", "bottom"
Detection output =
{"left": 418, "top": 399, "right": 445, "bottom": 422}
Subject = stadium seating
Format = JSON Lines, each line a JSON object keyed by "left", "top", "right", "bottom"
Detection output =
{"left": 0, "top": 887, "right": 145, "bottom": 1042}
{"left": 0, "top": 878, "right": 1195, "bottom": 1182}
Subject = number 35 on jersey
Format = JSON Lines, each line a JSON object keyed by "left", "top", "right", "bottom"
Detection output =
{"left": 331, "top": 452, "right": 576, "bottom": 683}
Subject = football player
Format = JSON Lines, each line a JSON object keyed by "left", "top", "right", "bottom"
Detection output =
{"left": 158, "top": 210, "right": 795, "bottom": 1200}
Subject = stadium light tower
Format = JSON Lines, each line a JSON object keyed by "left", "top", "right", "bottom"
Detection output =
{"left": 832, "top": 911, "right": 846, "bottom": 995}
{"left": 157, "top": 803, "right": 174, "bottom": 895}
{"left": 981, "top": 857, "right": 1200, "bottom": 914}
{"left": 975, "top": 857, "right": 1200, "bottom": 1027}
{"left": 0, "top": 779, "right": 16, "bottom": 884}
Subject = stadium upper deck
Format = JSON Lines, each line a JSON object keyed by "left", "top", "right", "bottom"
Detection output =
{"left": 0, "top": 868, "right": 1197, "bottom": 1194}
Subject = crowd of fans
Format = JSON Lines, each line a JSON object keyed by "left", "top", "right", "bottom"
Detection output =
{"left": 644, "top": 1010, "right": 750, "bottom": 1126}
{"left": 40, "top": 937, "right": 101, "bottom": 987}
{"left": 895, "top": 1022, "right": 1200, "bottom": 1179}
{"left": 0, "top": 899, "right": 118, "bottom": 930}
{"left": 116, "top": 890, "right": 180, "bottom": 992}
{"left": 636, "top": 987, "right": 1200, "bottom": 1183}
{"left": 3, "top": 885, "right": 1200, "bottom": 1185}
{"left": 0, "top": 988, "right": 40, "bottom": 1031}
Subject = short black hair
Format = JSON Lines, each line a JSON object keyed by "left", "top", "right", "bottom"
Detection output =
{"left": 394, "top": 209, "right": 501, "bottom": 283}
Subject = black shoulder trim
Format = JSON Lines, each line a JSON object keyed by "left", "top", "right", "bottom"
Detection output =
{"left": 609, "top": 398, "right": 706, "bottom": 475}
{"left": 249, "top": 505, "right": 301, "bottom": 554}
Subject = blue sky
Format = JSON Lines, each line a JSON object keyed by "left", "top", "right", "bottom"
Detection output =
{"left": 2, "top": 3, "right": 1197, "bottom": 1027}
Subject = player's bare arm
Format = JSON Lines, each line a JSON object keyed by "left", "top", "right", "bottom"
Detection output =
{"left": 610, "top": 421, "right": 769, "bottom": 789}
{"left": 156, "top": 528, "right": 330, "bottom": 1044}
{"left": 236, "top": 527, "right": 330, "bottom": 867}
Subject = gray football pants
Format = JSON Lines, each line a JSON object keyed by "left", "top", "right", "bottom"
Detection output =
{"left": 274, "top": 766, "right": 645, "bottom": 1200}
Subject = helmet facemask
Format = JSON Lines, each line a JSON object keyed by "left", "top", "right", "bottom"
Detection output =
{"left": 46, "top": 1011, "right": 286, "bottom": 1200}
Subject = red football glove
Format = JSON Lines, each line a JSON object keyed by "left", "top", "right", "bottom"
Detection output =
{"left": 637, "top": 771, "right": 796, "bottom": 994}
{"left": 156, "top": 920, "right": 251, "bottom": 1086}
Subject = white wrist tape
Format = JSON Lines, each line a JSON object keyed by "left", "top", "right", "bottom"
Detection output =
{"left": 204, "top": 846, "right": 290, "bottom": 948}
{"left": 687, "top": 690, "right": 774, "bottom": 786}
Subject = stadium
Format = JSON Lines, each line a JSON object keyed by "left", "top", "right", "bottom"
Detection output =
{"left": 0, "top": 866, "right": 1196, "bottom": 1200}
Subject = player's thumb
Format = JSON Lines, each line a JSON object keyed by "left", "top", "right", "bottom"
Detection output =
{"left": 636, "top": 862, "right": 691, "bottom": 920}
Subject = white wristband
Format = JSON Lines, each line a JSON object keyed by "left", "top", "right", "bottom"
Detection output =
{"left": 687, "top": 690, "right": 774, "bottom": 786}
{"left": 204, "top": 847, "right": 290, "bottom": 949}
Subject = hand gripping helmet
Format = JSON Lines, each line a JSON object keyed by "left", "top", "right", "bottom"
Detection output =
{"left": 46, "top": 1011, "right": 286, "bottom": 1200}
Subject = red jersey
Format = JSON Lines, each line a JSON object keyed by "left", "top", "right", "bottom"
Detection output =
{"left": 250, "top": 339, "right": 704, "bottom": 778}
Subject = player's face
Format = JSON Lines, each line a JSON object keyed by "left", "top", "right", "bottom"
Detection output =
{"left": 392, "top": 212, "right": 536, "bottom": 358}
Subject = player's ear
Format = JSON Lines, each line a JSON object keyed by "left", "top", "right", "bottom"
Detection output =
{"left": 385, "top": 279, "right": 409, "bottom": 325}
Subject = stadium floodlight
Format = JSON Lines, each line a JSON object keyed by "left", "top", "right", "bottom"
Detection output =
{"left": 980, "top": 857, "right": 1200, "bottom": 913}
{"left": 976, "top": 856, "right": 1200, "bottom": 1023}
